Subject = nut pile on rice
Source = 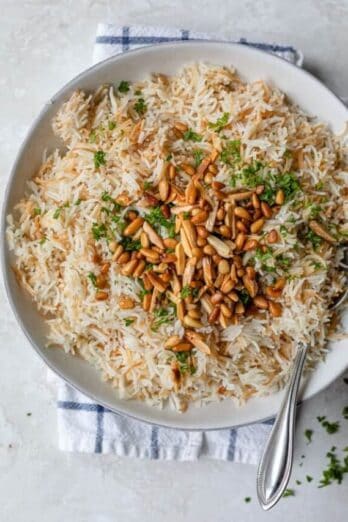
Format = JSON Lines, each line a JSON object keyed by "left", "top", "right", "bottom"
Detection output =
{"left": 6, "top": 63, "right": 347, "bottom": 412}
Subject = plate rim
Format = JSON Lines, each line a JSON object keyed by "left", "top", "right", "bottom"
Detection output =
{"left": 1, "top": 40, "right": 347, "bottom": 430}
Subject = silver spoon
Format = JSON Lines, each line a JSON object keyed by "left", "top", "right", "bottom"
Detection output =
{"left": 257, "top": 247, "right": 348, "bottom": 511}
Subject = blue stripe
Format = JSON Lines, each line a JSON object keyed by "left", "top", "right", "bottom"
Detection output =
{"left": 262, "top": 418, "right": 275, "bottom": 426}
{"left": 227, "top": 429, "right": 237, "bottom": 460}
{"left": 238, "top": 37, "right": 296, "bottom": 54}
{"left": 122, "top": 26, "right": 130, "bottom": 51}
{"left": 57, "top": 400, "right": 112, "bottom": 413}
{"left": 150, "top": 426, "right": 159, "bottom": 459}
{"left": 95, "top": 404, "right": 104, "bottom": 453}
{"left": 181, "top": 29, "right": 189, "bottom": 40}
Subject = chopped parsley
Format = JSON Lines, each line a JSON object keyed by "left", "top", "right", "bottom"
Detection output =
{"left": 295, "top": 480, "right": 302, "bottom": 485}
{"left": 166, "top": 153, "right": 173, "bottom": 161}
{"left": 183, "top": 211, "right": 190, "bottom": 220}
{"left": 151, "top": 306, "right": 175, "bottom": 331}
{"left": 89, "top": 130, "right": 97, "bottom": 143}
{"left": 175, "top": 351, "right": 196, "bottom": 375}
{"left": 318, "top": 449, "right": 348, "bottom": 488}
{"left": 74, "top": 199, "right": 82, "bottom": 206}
{"left": 304, "top": 429, "right": 313, "bottom": 444}
{"left": 92, "top": 223, "right": 107, "bottom": 240}
{"left": 181, "top": 285, "right": 192, "bottom": 298}
{"left": 143, "top": 181, "right": 153, "bottom": 190}
{"left": 342, "top": 406, "right": 348, "bottom": 420}
{"left": 306, "top": 475, "right": 313, "bottom": 483}
{"left": 279, "top": 225, "right": 288, "bottom": 237}
{"left": 108, "top": 121, "right": 116, "bottom": 130}
{"left": 284, "top": 148, "right": 293, "bottom": 158}
{"left": 193, "top": 149, "right": 204, "bottom": 167}
{"left": 317, "top": 416, "right": 340, "bottom": 434}
{"left": 283, "top": 489, "right": 295, "bottom": 498}
{"left": 39, "top": 237, "right": 47, "bottom": 245}
{"left": 277, "top": 172, "right": 301, "bottom": 201}
{"left": 305, "top": 229, "right": 322, "bottom": 250}
{"left": 33, "top": 207, "right": 41, "bottom": 216}
{"left": 120, "top": 236, "right": 141, "bottom": 252}
{"left": 118, "top": 80, "right": 130, "bottom": 93}
{"left": 239, "top": 289, "right": 251, "bottom": 306}
{"left": 94, "top": 150, "right": 106, "bottom": 169}
{"left": 53, "top": 207, "right": 62, "bottom": 219}
{"left": 244, "top": 497, "right": 251, "bottom": 503}
{"left": 208, "top": 112, "right": 230, "bottom": 132}
{"left": 310, "top": 260, "right": 325, "bottom": 271}
{"left": 134, "top": 89, "right": 142, "bottom": 95}
{"left": 124, "top": 318, "right": 135, "bottom": 327}
{"left": 183, "top": 128, "right": 202, "bottom": 142}
{"left": 308, "top": 203, "right": 322, "bottom": 218}
{"left": 221, "top": 139, "right": 241, "bottom": 166}
{"left": 134, "top": 97, "right": 147, "bottom": 115}
{"left": 87, "top": 272, "right": 97, "bottom": 287}
{"left": 145, "top": 207, "right": 175, "bottom": 238}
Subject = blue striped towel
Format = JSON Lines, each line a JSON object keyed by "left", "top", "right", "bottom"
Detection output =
{"left": 55, "top": 24, "right": 302, "bottom": 462}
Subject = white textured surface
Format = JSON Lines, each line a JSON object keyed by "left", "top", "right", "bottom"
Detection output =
{"left": 0, "top": 1, "right": 347, "bottom": 521}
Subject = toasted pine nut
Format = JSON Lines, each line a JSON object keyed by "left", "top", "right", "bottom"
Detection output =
{"left": 218, "top": 260, "right": 230, "bottom": 274}
{"left": 243, "top": 239, "right": 259, "bottom": 251}
{"left": 267, "top": 229, "right": 279, "bottom": 244}
{"left": 275, "top": 189, "right": 285, "bottom": 205}
{"left": 96, "top": 274, "right": 107, "bottom": 288}
{"left": 208, "top": 163, "right": 218, "bottom": 175}
{"left": 250, "top": 218, "right": 265, "bottom": 234}
{"left": 204, "top": 172, "right": 213, "bottom": 184}
{"left": 212, "top": 181, "right": 225, "bottom": 191}
{"left": 164, "top": 335, "right": 182, "bottom": 348}
{"left": 169, "top": 164, "right": 176, "bottom": 180}
{"left": 269, "top": 301, "right": 282, "bottom": 317}
{"left": 133, "top": 260, "right": 146, "bottom": 277}
{"left": 220, "top": 277, "right": 234, "bottom": 294}
{"left": 260, "top": 201, "right": 272, "bottom": 218}
{"left": 210, "top": 148, "right": 219, "bottom": 162}
{"left": 237, "top": 268, "right": 245, "bottom": 277}
{"left": 123, "top": 217, "right": 144, "bottom": 236}
{"left": 176, "top": 301, "right": 185, "bottom": 322}
{"left": 95, "top": 291, "right": 108, "bottom": 301}
{"left": 140, "top": 231, "right": 150, "bottom": 248}
{"left": 174, "top": 121, "right": 188, "bottom": 132}
{"left": 208, "top": 306, "right": 220, "bottom": 324}
{"left": 243, "top": 275, "right": 258, "bottom": 298}
{"left": 252, "top": 193, "right": 260, "bottom": 209}
{"left": 147, "top": 272, "right": 167, "bottom": 292}
{"left": 234, "top": 206, "right": 252, "bottom": 220}
{"left": 197, "top": 226, "right": 208, "bottom": 238}
{"left": 216, "top": 208, "right": 225, "bottom": 221}
{"left": 192, "top": 247, "right": 203, "bottom": 259}
{"left": 220, "top": 303, "right": 233, "bottom": 318}
{"left": 235, "top": 302, "right": 245, "bottom": 314}
{"left": 159, "top": 178, "right": 170, "bottom": 201}
{"left": 228, "top": 291, "right": 239, "bottom": 302}
{"left": 143, "top": 221, "right": 164, "bottom": 249}
{"left": 109, "top": 240, "right": 117, "bottom": 253}
{"left": 171, "top": 342, "right": 193, "bottom": 352}
{"left": 197, "top": 237, "right": 207, "bottom": 247}
{"left": 203, "top": 244, "right": 216, "bottom": 256}
{"left": 113, "top": 244, "right": 124, "bottom": 261}
{"left": 274, "top": 277, "right": 286, "bottom": 290}
{"left": 253, "top": 295, "right": 269, "bottom": 309}
{"left": 142, "top": 293, "right": 151, "bottom": 311}
{"left": 100, "top": 262, "right": 110, "bottom": 275}
{"left": 117, "top": 252, "right": 131, "bottom": 265}
{"left": 211, "top": 292, "right": 223, "bottom": 304}
{"left": 265, "top": 286, "right": 282, "bottom": 299}
{"left": 183, "top": 315, "right": 202, "bottom": 328}
{"left": 119, "top": 295, "right": 135, "bottom": 309}
{"left": 219, "top": 225, "right": 231, "bottom": 238}
{"left": 191, "top": 210, "right": 209, "bottom": 224}
{"left": 160, "top": 271, "right": 171, "bottom": 283}
{"left": 181, "top": 163, "right": 196, "bottom": 176}
{"left": 188, "top": 309, "right": 201, "bottom": 319}
{"left": 163, "top": 237, "right": 178, "bottom": 249}
{"left": 235, "top": 232, "right": 246, "bottom": 250}
{"left": 139, "top": 248, "right": 160, "bottom": 263}
{"left": 185, "top": 181, "right": 197, "bottom": 205}
{"left": 236, "top": 220, "right": 248, "bottom": 233}
{"left": 245, "top": 266, "right": 255, "bottom": 279}
{"left": 122, "top": 259, "right": 139, "bottom": 276}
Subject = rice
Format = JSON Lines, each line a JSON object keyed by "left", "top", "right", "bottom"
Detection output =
{"left": 6, "top": 63, "right": 347, "bottom": 412}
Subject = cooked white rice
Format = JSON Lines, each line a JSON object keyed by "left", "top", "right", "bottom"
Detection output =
{"left": 6, "top": 63, "right": 347, "bottom": 412}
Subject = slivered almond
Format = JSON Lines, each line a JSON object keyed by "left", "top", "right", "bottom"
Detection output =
{"left": 158, "top": 177, "right": 170, "bottom": 201}
{"left": 175, "top": 243, "right": 185, "bottom": 275}
{"left": 183, "top": 316, "right": 202, "bottom": 329}
{"left": 201, "top": 296, "right": 213, "bottom": 314}
{"left": 149, "top": 288, "right": 159, "bottom": 313}
{"left": 147, "top": 272, "right": 167, "bottom": 293}
{"left": 206, "top": 235, "right": 232, "bottom": 258}
{"left": 182, "top": 219, "right": 197, "bottom": 248}
{"left": 185, "top": 180, "right": 197, "bottom": 204}
{"left": 309, "top": 220, "right": 336, "bottom": 243}
{"left": 210, "top": 148, "right": 219, "bottom": 162}
{"left": 185, "top": 330, "right": 211, "bottom": 354}
{"left": 243, "top": 275, "right": 258, "bottom": 298}
{"left": 202, "top": 256, "right": 214, "bottom": 286}
{"left": 143, "top": 221, "right": 164, "bottom": 249}
{"left": 182, "top": 259, "right": 196, "bottom": 287}
{"left": 197, "top": 157, "right": 211, "bottom": 176}
{"left": 123, "top": 217, "right": 144, "bottom": 236}
{"left": 180, "top": 227, "right": 193, "bottom": 257}
{"left": 176, "top": 300, "right": 185, "bottom": 321}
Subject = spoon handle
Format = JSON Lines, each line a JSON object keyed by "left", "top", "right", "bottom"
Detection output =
{"left": 256, "top": 343, "right": 308, "bottom": 510}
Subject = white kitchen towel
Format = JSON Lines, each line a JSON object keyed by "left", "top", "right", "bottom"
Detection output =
{"left": 56, "top": 24, "right": 303, "bottom": 462}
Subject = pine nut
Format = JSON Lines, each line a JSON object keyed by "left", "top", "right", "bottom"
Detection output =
{"left": 217, "top": 208, "right": 225, "bottom": 220}
{"left": 176, "top": 301, "right": 185, "bottom": 322}
{"left": 219, "top": 225, "right": 231, "bottom": 238}
{"left": 235, "top": 302, "right": 245, "bottom": 314}
{"left": 237, "top": 268, "right": 245, "bottom": 277}
{"left": 163, "top": 238, "right": 178, "bottom": 249}
{"left": 140, "top": 232, "right": 150, "bottom": 248}
{"left": 218, "top": 260, "right": 230, "bottom": 274}
{"left": 220, "top": 277, "right": 234, "bottom": 294}
{"left": 169, "top": 164, "right": 176, "bottom": 180}
{"left": 123, "top": 217, "right": 144, "bottom": 236}
{"left": 95, "top": 291, "right": 108, "bottom": 301}
{"left": 119, "top": 295, "right": 135, "bottom": 309}
{"left": 274, "top": 277, "right": 286, "bottom": 290}
{"left": 252, "top": 193, "right": 260, "bottom": 208}
{"left": 275, "top": 189, "right": 285, "bottom": 205}
{"left": 269, "top": 301, "right": 282, "bottom": 317}
{"left": 174, "top": 121, "right": 188, "bottom": 132}
{"left": 236, "top": 220, "right": 248, "bottom": 233}
{"left": 197, "top": 237, "right": 207, "bottom": 247}
{"left": 122, "top": 259, "right": 139, "bottom": 276}
{"left": 243, "top": 275, "right": 258, "bottom": 298}
{"left": 100, "top": 262, "right": 110, "bottom": 275}
{"left": 139, "top": 248, "right": 160, "bottom": 263}
{"left": 164, "top": 335, "right": 182, "bottom": 348}
{"left": 191, "top": 210, "right": 209, "bottom": 224}
{"left": 171, "top": 342, "right": 193, "bottom": 352}
{"left": 245, "top": 266, "right": 255, "bottom": 279}
{"left": 243, "top": 239, "right": 259, "bottom": 251}
{"left": 208, "top": 305, "right": 220, "bottom": 324}
{"left": 228, "top": 291, "right": 239, "bottom": 302}
{"left": 203, "top": 244, "right": 216, "bottom": 256}
{"left": 181, "top": 163, "right": 196, "bottom": 176}
{"left": 212, "top": 181, "right": 225, "bottom": 191}
{"left": 197, "top": 226, "right": 208, "bottom": 238}
{"left": 109, "top": 240, "right": 117, "bottom": 253}
{"left": 234, "top": 207, "right": 252, "bottom": 220}
{"left": 188, "top": 309, "right": 201, "bottom": 319}
{"left": 211, "top": 292, "right": 223, "bottom": 304}
{"left": 183, "top": 315, "right": 202, "bottom": 328}
{"left": 96, "top": 274, "right": 107, "bottom": 288}
{"left": 265, "top": 287, "right": 283, "bottom": 299}
{"left": 142, "top": 293, "right": 151, "bottom": 311}
{"left": 204, "top": 172, "right": 213, "bottom": 184}
{"left": 185, "top": 181, "right": 197, "bottom": 204}
{"left": 192, "top": 247, "right": 203, "bottom": 259}
{"left": 117, "top": 252, "right": 131, "bottom": 264}
{"left": 159, "top": 178, "right": 170, "bottom": 201}
{"left": 235, "top": 232, "right": 246, "bottom": 250}
{"left": 220, "top": 303, "right": 232, "bottom": 318}
{"left": 253, "top": 296, "right": 269, "bottom": 309}
{"left": 210, "top": 149, "right": 219, "bottom": 162}
{"left": 133, "top": 260, "right": 146, "bottom": 277}
{"left": 267, "top": 229, "right": 279, "bottom": 244}
{"left": 260, "top": 201, "right": 272, "bottom": 218}
{"left": 250, "top": 218, "right": 265, "bottom": 234}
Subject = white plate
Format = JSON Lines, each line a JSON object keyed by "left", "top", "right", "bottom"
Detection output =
{"left": 2, "top": 42, "right": 347, "bottom": 430}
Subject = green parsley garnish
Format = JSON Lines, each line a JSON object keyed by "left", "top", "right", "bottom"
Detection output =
{"left": 244, "top": 497, "right": 251, "bottom": 503}
{"left": 304, "top": 429, "right": 313, "bottom": 444}
{"left": 108, "top": 121, "right": 116, "bottom": 130}
{"left": 193, "top": 149, "right": 204, "bottom": 167}
{"left": 124, "top": 318, "right": 135, "bottom": 327}
{"left": 118, "top": 80, "right": 130, "bottom": 93}
{"left": 317, "top": 416, "right": 340, "bottom": 434}
{"left": 181, "top": 285, "right": 192, "bottom": 298}
{"left": 143, "top": 181, "right": 153, "bottom": 190}
{"left": 310, "top": 261, "right": 325, "bottom": 270}
{"left": 145, "top": 207, "right": 175, "bottom": 238}
{"left": 87, "top": 272, "right": 97, "bottom": 287}
{"left": 283, "top": 489, "right": 295, "bottom": 497}
{"left": 239, "top": 289, "right": 251, "bottom": 306}
{"left": 74, "top": 199, "right": 82, "bottom": 206}
{"left": 279, "top": 225, "right": 288, "bottom": 237}
{"left": 120, "top": 236, "right": 141, "bottom": 252}
{"left": 277, "top": 172, "right": 301, "bottom": 201}
{"left": 318, "top": 449, "right": 348, "bottom": 488}
{"left": 94, "top": 150, "right": 106, "bottom": 169}
{"left": 33, "top": 207, "right": 41, "bottom": 216}
{"left": 91, "top": 223, "right": 107, "bottom": 240}
{"left": 89, "top": 130, "right": 97, "bottom": 143}
{"left": 295, "top": 480, "right": 302, "bottom": 485}
{"left": 305, "top": 229, "right": 322, "bottom": 250}
{"left": 183, "top": 128, "right": 202, "bottom": 142}
{"left": 183, "top": 211, "right": 190, "bottom": 220}
{"left": 39, "top": 237, "right": 47, "bottom": 245}
{"left": 306, "top": 475, "right": 313, "bottom": 483}
{"left": 134, "top": 97, "right": 147, "bottom": 115}
{"left": 151, "top": 306, "right": 175, "bottom": 331}
{"left": 208, "top": 112, "right": 230, "bottom": 132}
{"left": 308, "top": 203, "right": 322, "bottom": 218}
{"left": 53, "top": 208, "right": 62, "bottom": 219}
{"left": 221, "top": 139, "right": 241, "bottom": 166}
{"left": 175, "top": 351, "right": 196, "bottom": 375}
{"left": 166, "top": 154, "right": 173, "bottom": 161}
